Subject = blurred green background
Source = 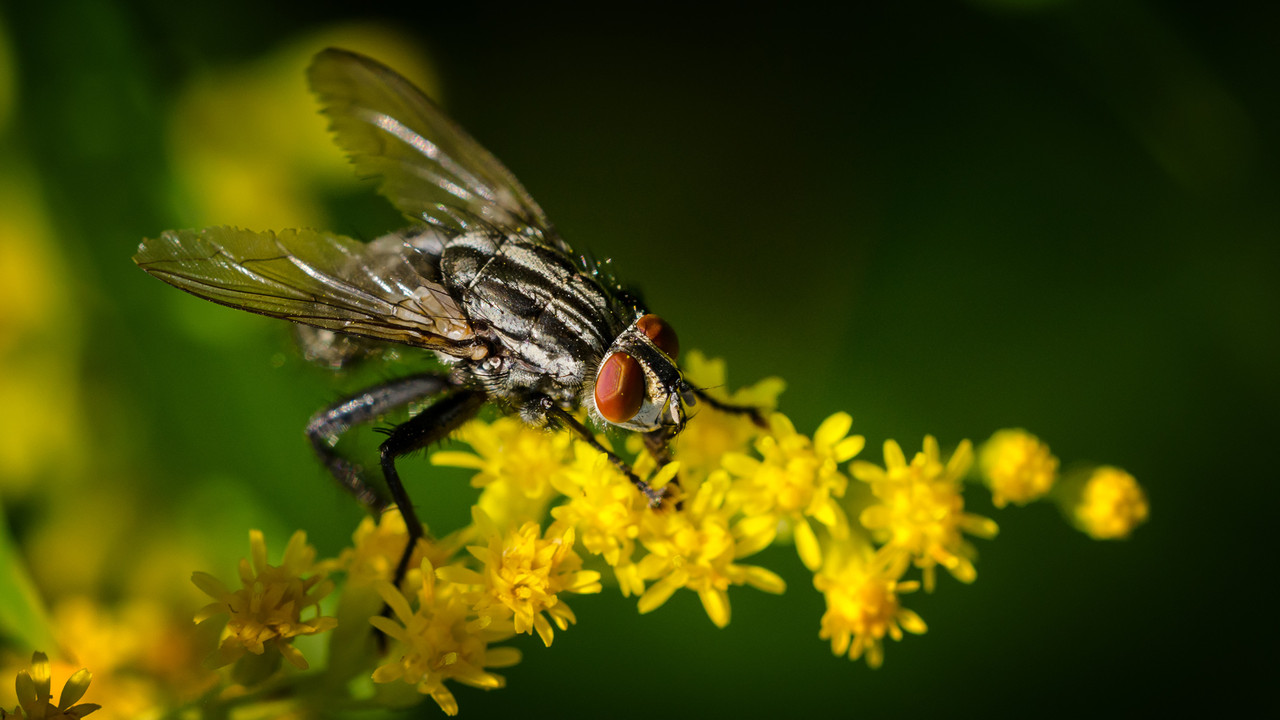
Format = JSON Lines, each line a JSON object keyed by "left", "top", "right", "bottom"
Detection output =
{"left": 1, "top": 0, "right": 1275, "bottom": 717}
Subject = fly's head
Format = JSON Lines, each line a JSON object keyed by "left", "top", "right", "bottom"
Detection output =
{"left": 589, "top": 314, "right": 696, "bottom": 435}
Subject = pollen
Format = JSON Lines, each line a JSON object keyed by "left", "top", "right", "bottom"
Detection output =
{"left": 191, "top": 530, "right": 337, "bottom": 674}
{"left": 1073, "top": 466, "right": 1149, "bottom": 540}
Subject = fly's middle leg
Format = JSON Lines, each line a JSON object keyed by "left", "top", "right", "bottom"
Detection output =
{"left": 377, "top": 388, "right": 487, "bottom": 583}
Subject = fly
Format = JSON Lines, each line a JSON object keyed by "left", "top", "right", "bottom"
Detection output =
{"left": 135, "top": 48, "right": 762, "bottom": 582}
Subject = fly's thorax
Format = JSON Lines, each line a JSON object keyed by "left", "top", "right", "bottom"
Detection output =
{"left": 441, "top": 232, "right": 631, "bottom": 399}
{"left": 588, "top": 314, "right": 693, "bottom": 433}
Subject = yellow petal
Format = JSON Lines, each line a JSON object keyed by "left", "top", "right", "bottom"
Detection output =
{"left": 740, "top": 565, "right": 786, "bottom": 594}
{"left": 435, "top": 565, "right": 485, "bottom": 586}
{"left": 431, "top": 686, "right": 459, "bottom": 716}
{"left": 58, "top": 668, "right": 92, "bottom": 710}
{"left": 371, "top": 663, "right": 403, "bottom": 683}
{"left": 831, "top": 631, "right": 851, "bottom": 657}
{"left": 282, "top": 529, "right": 310, "bottom": 569}
{"left": 962, "top": 514, "right": 999, "bottom": 539}
{"left": 567, "top": 570, "right": 602, "bottom": 594}
{"left": 948, "top": 557, "right": 977, "bottom": 584}
{"left": 883, "top": 440, "right": 905, "bottom": 470}
{"left": 794, "top": 518, "right": 822, "bottom": 571}
{"left": 368, "top": 615, "right": 406, "bottom": 642}
{"left": 833, "top": 435, "right": 865, "bottom": 463}
{"left": 946, "top": 439, "right": 974, "bottom": 479}
{"left": 698, "top": 588, "right": 731, "bottom": 628}
{"left": 533, "top": 614, "right": 555, "bottom": 647}
{"left": 193, "top": 601, "right": 228, "bottom": 624}
{"left": 190, "top": 571, "right": 229, "bottom": 600}
{"left": 734, "top": 529, "right": 774, "bottom": 559}
{"left": 814, "top": 412, "right": 852, "bottom": 450}
{"left": 430, "top": 451, "right": 486, "bottom": 469}
{"left": 768, "top": 413, "right": 795, "bottom": 437}
{"left": 374, "top": 581, "right": 414, "bottom": 622}
{"left": 721, "top": 452, "right": 760, "bottom": 477}
{"left": 276, "top": 640, "right": 309, "bottom": 669}
{"left": 637, "top": 574, "right": 682, "bottom": 615}
{"left": 859, "top": 505, "right": 891, "bottom": 530}
{"left": 849, "top": 460, "right": 885, "bottom": 483}
{"left": 249, "top": 529, "right": 268, "bottom": 574}
{"left": 651, "top": 461, "right": 681, "bottom": 488}
{"left": 29, "top": 652, "right": 51, "bottom": 702}
{"left": 898, "top": 608, "right": 927, "bottom": 634}
{"left": 67, "top": 703, "right": 101, "bottom": 718}
{"left": 484, "top": 647, "right": 522, "bottom": 668}
{"left": 15, "top": 671, "right": 38, "bottom": 717}
{"left": 866, "top": 641, "right": 884, "bottom": 669}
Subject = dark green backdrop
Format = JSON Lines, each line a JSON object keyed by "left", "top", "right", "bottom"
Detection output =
{"left": 1, "top": 1, "right": 1274, "bottom": 717}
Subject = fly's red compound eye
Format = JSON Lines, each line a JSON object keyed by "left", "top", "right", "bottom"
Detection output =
{"left": 595, "top": 352, "right": 645, "bottom": 423}
{"left": 637, "top": 314, "right": 679, "bottom": 360}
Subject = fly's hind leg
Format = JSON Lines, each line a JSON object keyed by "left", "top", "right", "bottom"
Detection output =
{"left": 307, "top": 373, "right": 486, "bottom": 585}
{"left": 306, "top": 373, "right": 454, "bottom": 511}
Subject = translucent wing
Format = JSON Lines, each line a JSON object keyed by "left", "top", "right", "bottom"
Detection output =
{"left": 134, "top": 226, "right": 481, "bottom": 355}
{"left": 309, "top": 48, "right": 563, "bottom": 245}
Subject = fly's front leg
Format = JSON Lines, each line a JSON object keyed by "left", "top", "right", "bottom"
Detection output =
{"left": 643, "top": 425, "right": 679, "bottom": 466}
{"left": 379, "top": 388, "right": 487, "bottom": 583}
{"left": 531, "top": 397, "right": 669, "bottom": 508}
{"left": 306, "top": 373, "right": 455, "bottom": 510}
{"left": 690, "top": 386, "right": 769, "bottom": 429}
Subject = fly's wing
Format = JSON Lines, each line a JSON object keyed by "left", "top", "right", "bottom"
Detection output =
{"left": 134, "top": 226, "right": 479, "bottom": 355}
{"left": 308, "top": 48, "right": 569, "bottom": 251}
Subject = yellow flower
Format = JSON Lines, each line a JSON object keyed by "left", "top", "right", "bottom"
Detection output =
{"left": 191, "top": 530, "right": 337, "bottom": 674}
{"left": 433, "top": 416, "right": 571, "bottom": 528}
{"left": 635, "top": 470, "right": 786, "bottom": 628}
{"left": 436, "top": 509, "right": 601, "bottom": 647}
{"left": 43, "top": 596, "right": 214, "bottom": 717}
{"left": 979, "top": 429, "right": 1059, "bottom": 508}
{"left": 328, "top": 507, "right": 462, "bottom": 590}
{"left": 674, "top": 351, "right": 785, "bottom": 479}
{"left": 814, "top": 540, "right": 926, "bottom": 669}
{"left": 371, "top": 559, "right": 520, "bottom": 716}
{"left": 852, "top": 436, "right": 998, "bottom": 591}
{"left": 1073, "top": 466, "right": 1149, "bottom": 540}
{"left": 549, "top": 443, "right": 675, "bottom": 598}
{"left": 2, "top": 652, "right": 98, "bottom": 720}
{"left": 724, "top": 412, "right": 862, "bottom": 570}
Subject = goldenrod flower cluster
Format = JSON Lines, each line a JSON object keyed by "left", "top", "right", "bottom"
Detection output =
{"left": 192, "top": 530, "right": 337, "bottom": 679}
{"left": 12, "top": 354, "right": 1145, "bottom": 717}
